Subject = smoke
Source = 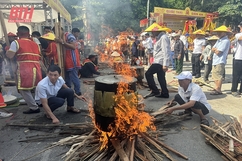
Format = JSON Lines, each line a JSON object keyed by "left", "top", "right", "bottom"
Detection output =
{"left": 76, "top": 0, "right": 133, "bottom": 41}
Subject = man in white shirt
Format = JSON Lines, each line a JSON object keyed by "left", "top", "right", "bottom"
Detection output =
{"left": 35, "top": 65, "right": 86, "bottom": 124}
{"left": 144, "top": 28, "right": 170, "bottom": 99}
{"left": 178, "top": 29, "right": 189, "bottom": 62}
{"left": 191, "top": 30, "right": 206, "bottom": 78}
{"left": 230, "top": 21, "right": 242, "bottom": 97}
{"left": 142, "top": 33, "right": 153, "bottom": 65}
{"left": 165, "top": 71, "right": 211, "bottom": 126}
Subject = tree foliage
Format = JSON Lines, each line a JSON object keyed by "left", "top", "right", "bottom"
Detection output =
{"left": 60, "top": 0, "right": 241, "bottom": 35}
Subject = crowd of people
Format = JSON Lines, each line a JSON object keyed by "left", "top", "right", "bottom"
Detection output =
{"left": 0, "top": 26, "right": 88, "bottom": 123}
{"left": 94, "top": 22, "right": 241, "bottom": 126}
{"left": 0, "top": 21, "right": 241, "bottom": 126}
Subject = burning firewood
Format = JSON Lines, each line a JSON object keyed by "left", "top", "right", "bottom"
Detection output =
{"left": 12, "top": 63, "right": 191, "bottom": 161}
{"left": 201, "top": 116, "right": 242, "bottom": 161}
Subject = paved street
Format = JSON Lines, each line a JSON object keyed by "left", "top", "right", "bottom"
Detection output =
{"left": 0, "top": 53, "right": 240, "bottom": 161}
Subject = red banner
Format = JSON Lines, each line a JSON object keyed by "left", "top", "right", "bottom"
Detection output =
{"left": 140, "top": 18, "right": 148, "bottom": 27}
{"left": 8, "top": 6, "right": 34, "bottom": 23}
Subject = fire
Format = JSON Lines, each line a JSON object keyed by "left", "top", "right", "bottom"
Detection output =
{"left": 92, "top": 62, "right": 156, "bottom": 150}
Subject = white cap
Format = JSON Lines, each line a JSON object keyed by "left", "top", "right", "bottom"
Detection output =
{"left": 175, "top": 71, "right": 192, "bottom": 80}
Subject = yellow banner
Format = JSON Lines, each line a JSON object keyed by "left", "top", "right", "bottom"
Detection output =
{"left": 154, "top": 7, "right": 207, "bottom": 18}
{"left": 43, "top": 0, "right": 71, "bottom": 23}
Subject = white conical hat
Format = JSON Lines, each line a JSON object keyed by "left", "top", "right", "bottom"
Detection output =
{"left": 111, "top": 51, "right": 120, "bottom": 57}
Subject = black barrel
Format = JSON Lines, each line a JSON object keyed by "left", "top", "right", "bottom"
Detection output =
{"left": 94, "top": 75, "right": 137, "bottom": 132}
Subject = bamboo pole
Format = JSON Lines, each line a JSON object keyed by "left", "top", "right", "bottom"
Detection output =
{"left": 55, "top": 14, "right": 65, "bottom": 78}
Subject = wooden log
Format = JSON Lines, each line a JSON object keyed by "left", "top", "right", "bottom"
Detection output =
{"left": 140, "top": 133, "right": 175, "bottom": 161}
{"left": 201, "top": 124, "right": 226, "bottom": 137}
{"left": 109, "top": 139, "right": 127, "bottom": 161}
{"left": 144, "top": 143, "right": 164, "bottom": 161}
{"left": 218, "top": 126, "right": 242, "bottom": 145}
{"left": 111, "top": 139, "right": 129, "bottom": 161}
{"left": 7, "top": 123, "right": 94, "bottom": 129}
{"left": 78, "top": 144, "right": 99, "bottom": 160}
{"left": 124, "top": 139, "right": 132, "bottom": 159}
{"left": 151, "top": 102, "right": 177, "bottom": 117}
{"left": 64, "top": 130, "right": 96, "bottom": 161}
{"left": 200, "top": 130, "right": 238, "bottom": 161}
{"left": 221, "top": 155, "right": 230, "bottom": 161}
{"left": 129, "top": 138, "right": 135, "bottom": 161}
{"left": 194, "top": 79, "right": 216, "bottom": 90}
{"left": 137, "top": 137, "right": 154, "bottom": 161}
{"left": 134, "top": 150, "right": 149, "bottom": 161}
{"left": 144, "top": 133, "right": 188, "bottom": 160}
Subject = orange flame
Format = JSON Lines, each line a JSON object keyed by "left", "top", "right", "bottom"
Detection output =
{"left": 92, "top": 62, "right": 156, "bottom": 150}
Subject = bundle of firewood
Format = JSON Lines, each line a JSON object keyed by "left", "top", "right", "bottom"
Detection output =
{"left": 201, "top": 116, "right": 242, "bottom": 161}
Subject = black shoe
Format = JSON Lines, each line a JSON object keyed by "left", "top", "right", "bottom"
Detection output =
{"left": 23, "top": 109, "right": 40, "bottom": 114}
{"left": 192, "top": 73, "right": 196, "bottom": 76}
{"left": 144, "top": 92, "right": 160, "bottom": 99}
{"left": 195, "top": 74, "right": 201, "bottom": 78}
{"left": 155, "top": 93, "right": 169, "bottom": 98}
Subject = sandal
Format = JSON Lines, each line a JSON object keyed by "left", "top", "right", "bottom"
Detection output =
{"left": 201, "top": 119, "right": 210, "bottom": 126}
{"left": 210, "top": 91, "right": 223, "bottom": 95}
{"left": 67, "top": 107, "right": 81, "bottom": 113}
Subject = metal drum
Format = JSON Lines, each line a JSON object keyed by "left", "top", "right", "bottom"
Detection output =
{"left": 130, "top": 66, "right": 144, "bottom": 82}
{"left": 94, "top": 75, "right": 137, "bottom": 132}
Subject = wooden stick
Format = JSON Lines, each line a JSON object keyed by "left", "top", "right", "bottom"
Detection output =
{"left": 144, "top": 133, "right": 188, "bottom": 160}
{"left": 200, "top": 124, "right": 226, "bottom": 137}
{"left": 78, "top": 144, "right": 100, "bottom": 161}
{"left": 18, "top": 135, "right": 59, "bottom": 142}
{"left": 218, "top": 126, "right": 242, "bottom": 145}
{"left": 137, "top": 137, "right": 154, "bottom": 161}
{"left": 134, "top": 150, "right": 149, "bottom": 161}
{"left": 109, "top": 139, "right": 127, "bottom": 161}
{"left": 111, "top": 139, "right": 129, "bottom": 161}
{"left": 200, "top": 130, "right": 237, "bottom": 161}
{"left": 64, "top": 130, "right": 96, "bottom": 161}
{"left": 7, "top": 123, "right": 93, "bottom": 129}
{"left": 140, "top": 133, "right": 175, "bottom": 161}
{"left": 151, "top": 102, "right": 177, "bottom": 117}
{"left": 130, "top": 138, "right": 135, "bottom": 161}
{"left": 9, "top": 143, "right": 31, "bottom": 161}
{"left": 124, "top": 139, "right": 132, "bottom": 158}
{"left": 144, "top": 143, "right": 164, "bottom": 161}
{"left": 195, "top": 79, "right": 216, "bottom": 90}
{"left": 22, "top": 144, "right": 59, "bottom": 161}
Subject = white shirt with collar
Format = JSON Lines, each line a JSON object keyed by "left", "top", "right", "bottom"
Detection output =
{"left": 234, "top": 32, "right": 242, "bottom": 60}
{"left": 142, "top": 37, "right": 153, "bottom": 49}
{"left": 153, "top": 32, "right": 171, "bottom": 66}
{"left": 178, "top": 82, "right": 211, "bottom": 111}
{"left": 35, "top": 76, "right": 65, "bottom": 104}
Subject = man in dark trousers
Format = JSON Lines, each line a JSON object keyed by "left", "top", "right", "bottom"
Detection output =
{"left": 173, "top": 33, "right": 185, "bottom": 74}
{"left": 144, "top": 23, "right": 170, "bottom": 99}
{"left": 80, "top": 54, "right": 100, "bottom": 78}
{"left": 35, "top": 65, "right": 86, "bottom": 124}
